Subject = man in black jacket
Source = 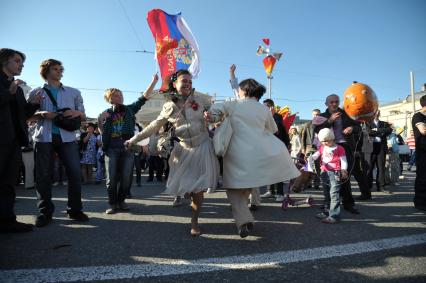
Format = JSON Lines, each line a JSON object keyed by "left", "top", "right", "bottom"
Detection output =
{"left": 367, "top": 111, "right": 392, "bottom": 193}
{"left": 261, "top": 99, "right": 290, "bottom": 202}
{"left": 0, "top": 48, "right": 41, "bottom": 233}
{"left": 314, "top": 94, "right": 361, "bottom": 214}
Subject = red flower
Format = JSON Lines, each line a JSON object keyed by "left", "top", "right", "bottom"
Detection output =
{"left": 190, "top": 101, "right": 198, "bottom": 111}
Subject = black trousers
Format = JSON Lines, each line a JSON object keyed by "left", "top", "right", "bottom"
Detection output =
{"left": 148, "top": 156, "right": 164, "bottom": 181}
{"left": 353, "top": 152, "right": 371, "bottom": 197}
{"left": 368, "top": 143, "right": 387, "bottom": 190}
{"left": 414, "top": 149, "right": 426, "bottom": 208}
{"left": 0, "top": 142, "right": 20, "bottom": 223}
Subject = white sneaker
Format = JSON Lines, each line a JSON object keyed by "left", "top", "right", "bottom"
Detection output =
{"left": 52, "top": 182, "right": 59, "bottom": 187}
{"left": 398, "top": 175, "right": 405, "bottom": 180}
{"left": 394, "top": 182, "right": 400, "bottom": 186}
{"left": 275, "top": 195, "right": 285, "bottom": 202}
{"left": 261, "top": 191, "right": 274, "bottom": 198}
{"left": 62, "top": 181, "right": 68, "bottom": 186}
{"left": 207, "top": 188, "right": 214, "bottom": 194}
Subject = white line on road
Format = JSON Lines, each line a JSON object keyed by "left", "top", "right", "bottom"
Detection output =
{"left": 1, "top": 233, "right": 426, "bottom": 283}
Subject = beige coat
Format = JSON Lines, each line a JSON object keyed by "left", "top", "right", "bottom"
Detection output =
{"left": 129, "top": 94, "right": 219, "bottom": 196}
{"left": 210, "top": 98, "right": 300, "bottom": 189}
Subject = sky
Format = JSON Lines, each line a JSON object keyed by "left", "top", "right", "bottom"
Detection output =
{"left": 1, "top": 0, "right": 426, "bottom": 119}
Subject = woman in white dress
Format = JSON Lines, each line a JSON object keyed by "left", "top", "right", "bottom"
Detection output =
{"left": 125, "top": 70, "right": 219, "bottom": 236}
{"left": 206, "top": 78, "right": 300, "bottom": 238}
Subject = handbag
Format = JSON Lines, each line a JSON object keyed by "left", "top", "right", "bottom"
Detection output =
{"left": 43, "top": 87, "right": 81, "bottom": 131}
{"left": 213, "top": 108, "right": 233, "bottom": 157}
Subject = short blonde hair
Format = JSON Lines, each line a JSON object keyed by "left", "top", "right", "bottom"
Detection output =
{"left": 104, "top": 88, "right": 121, "bottom": 103}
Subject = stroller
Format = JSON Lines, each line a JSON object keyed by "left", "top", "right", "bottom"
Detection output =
{"left": 282, "top": 155, "right": 316, "bottom": 210}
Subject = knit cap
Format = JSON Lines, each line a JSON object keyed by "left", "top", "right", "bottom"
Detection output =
{"left": 318, "top": 128, "right": 335, "bottom": 142}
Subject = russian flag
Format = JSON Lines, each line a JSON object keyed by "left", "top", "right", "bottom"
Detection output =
{"left": 147, "top": 9, "right": 200, "bottom": 90}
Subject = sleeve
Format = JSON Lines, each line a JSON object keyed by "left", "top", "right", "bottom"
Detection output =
{"left": 229, "top": 77, "right": 239, "bottom": 98}
{"left": 74, "top": 90, "right": 85, "bottom": 113}
{"left": 266, "top": 111, "right": 278, "bottom": 134}
{"left": 128, "top": 96, "right": 148, "bottom": 113}
{"left": 0, "top": 81, "right": 15, "bottom": 106}
{"left": 311, "top": 150, "right": 321, "bottom": 161}
{"left": 338, "top": 146, "right": 348, "bottom": 170}
{"left": 128, "top": 102, "right": 172, "bottom": 145}
{"left": 209, "top": 101, "right": 231, "bottom": 123}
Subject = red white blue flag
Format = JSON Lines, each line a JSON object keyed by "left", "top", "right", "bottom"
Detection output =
{"left": 147, "top": 9, "right": 200, "bottom": 90}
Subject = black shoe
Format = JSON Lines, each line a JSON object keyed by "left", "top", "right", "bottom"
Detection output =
{"left": 249, "top": 204, "right": 258, "bottom": 211}
{"left": 356, "top": 195, "right": 372, "bottom": 201}
{"left": 35, "top": 214, "right": 52, "bottom": 227}
{"left": 67, "top": 211, "right": 89, "bottom": 222}
{"left": 344, "top": 207, "right": 360, "bottom": 214}
{"left": 239, "top": 224, "right": 249, "bottom": 238}
{"left": 0, "top": 221, "right": 33, "bottom": 233}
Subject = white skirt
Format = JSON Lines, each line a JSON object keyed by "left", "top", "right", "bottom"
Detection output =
{"left": 164, "top": 138, "right": 219, "bottom": 196}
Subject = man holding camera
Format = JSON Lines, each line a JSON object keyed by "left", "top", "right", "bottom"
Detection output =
{"left": 29, "top": 59, "right": 88, "bottom": 227}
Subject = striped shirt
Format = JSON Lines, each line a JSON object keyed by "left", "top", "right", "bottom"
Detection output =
{"left": 406, "top": 135, "right": 416, "bottom": 150}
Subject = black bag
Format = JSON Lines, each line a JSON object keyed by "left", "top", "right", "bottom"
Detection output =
{"left": 43, "top": 87, "right": 81, "bottom": 131}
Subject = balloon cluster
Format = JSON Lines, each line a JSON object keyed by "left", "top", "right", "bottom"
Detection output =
{"left": 256, "top": 38, "right": 283, "bottom": 77}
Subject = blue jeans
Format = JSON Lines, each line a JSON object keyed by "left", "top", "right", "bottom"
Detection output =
{"left": 320, "top": 171, "right": 341, "bottom": 219}
{"left": 409, "top": 150, "right": 416, "bottom": 167}
{"left": 35, "top": 135, "right": 82, "bottom": 215}
{"left": 96, "top": 151, "right": 104, "bottom": 181}
{"left": 105, "top": 148, "right": 134, "bottom": 205}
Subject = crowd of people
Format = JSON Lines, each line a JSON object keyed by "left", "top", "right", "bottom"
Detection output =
{"left": 1, "top": 48, "right": 426, "bottom": 237}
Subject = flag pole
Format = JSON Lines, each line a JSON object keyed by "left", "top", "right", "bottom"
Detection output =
{"left": 267, "top": 75, "right": 272, "bottom": 99}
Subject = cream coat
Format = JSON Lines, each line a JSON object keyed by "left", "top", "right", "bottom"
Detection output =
{"left": 210, "top": 98, "right": 300, "bottom": 189}
{"left": 128, "top": 94, "right": 219, "bottom": 196}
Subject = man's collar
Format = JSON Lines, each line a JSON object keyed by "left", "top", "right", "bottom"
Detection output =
{"left": 43, "top": 83, "right": 64, "bottom": 90}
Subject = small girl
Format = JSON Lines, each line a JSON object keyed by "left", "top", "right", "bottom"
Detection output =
{"left": 310, "top": 128, "right": 348, "bottom": 223}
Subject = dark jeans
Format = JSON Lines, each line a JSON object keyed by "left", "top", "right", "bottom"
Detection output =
{"left": 105, "top": 148, "right": 134, "bottom": 205}
{"left": 409, "top": 150, "right": 416, "bottom": 168}
{"left": 368, "top": 143, "right": 387, "bottom": 190}
{"left": 35, "top": 135, "right": 83, "bottom": 215}
{"left": 0, "top": 142, "right": 20, "bottom": 223}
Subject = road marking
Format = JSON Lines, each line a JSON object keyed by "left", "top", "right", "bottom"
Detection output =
{"left": 1, "top": 233, "right": 426, "bottom": 283}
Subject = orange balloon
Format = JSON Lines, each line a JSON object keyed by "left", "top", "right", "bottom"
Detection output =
{"left": 343, "top": 81, "right": 378, "bottom": 122}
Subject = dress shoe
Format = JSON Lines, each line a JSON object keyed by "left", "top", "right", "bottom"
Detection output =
{"left": 239, "top": 224, "right": 249, "bottom": 238}
{"left": 0, "top": 221, "right": 33, "bottom": 233}
{"left": 35, "top": 214, "right": 52, "bottom": 227}
{"left": 356, "top": 195, "right": 372, "bottom": 201}
{"left": 344, "top": 207, "right": 360, "bottom": 214}
{"left": 67, "top": 211, "right": 89, "bottom": 222}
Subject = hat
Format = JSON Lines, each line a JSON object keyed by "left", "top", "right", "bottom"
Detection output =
{"left": 396, "top": 127, "right": 404, "bottom": 135}
{"left": 318, "top": 128, "right": 335, "bottom": 142}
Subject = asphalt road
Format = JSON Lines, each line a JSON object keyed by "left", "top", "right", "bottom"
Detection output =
{"left": 1, "top": 167, "right": 425, "bottom": 282}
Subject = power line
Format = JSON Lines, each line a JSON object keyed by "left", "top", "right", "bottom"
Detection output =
{"left": 117, "top": 0, "right": 146, "bottom": 51}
